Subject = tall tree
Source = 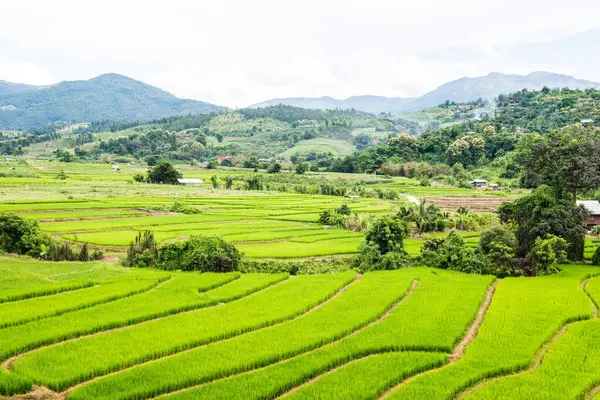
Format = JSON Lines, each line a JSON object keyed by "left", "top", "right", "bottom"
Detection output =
{"left": 516, "top": 124, "right": 600, "bottom": 201}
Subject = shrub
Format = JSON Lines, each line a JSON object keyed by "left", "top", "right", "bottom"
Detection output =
{"left": 0, "top": 213, "right": 48, "bottom": 257}
{"left": 147, "top": 162, "right": 182, "bottom": 184}
{"left": 42, "top": 241, "right": 103, "bottom": 262}
{"left": 365, "top": 215, "right": 406, "bottom": 254}
{"left": 267, "top": 163, "right": 282, "bottom": 173}
{"left": 354, "top": 242, "right": 410, "bottom": 273}
{"left": 478, "top": 226, "right": 517, "bottom": 254}
{"left": 295, "top": 163, "right": 308, "bottom": 175}
{"left": 170, "top": 200, "right": 202, "bottom": 214}
{"left": 156, "top": 235, "right": 241, "bottom": 272}
{"left": 206, "top": 160, "right": 218, "bottom": 169}
{"left": 592, "top": 246, "right": 600, "bottom": 266}
{"left": 420, "top": 230, "right": 490, "bottom": 275}
{"left": 133, "top": 174, "right": 146, "bottom": 183}
{"left": 337, "top": 204, "right": 351, "bottom": 216}
{"left": 529, "top": 234, "right": 567, "bottom": 276}
{"left": 123, "top": 231, "right": 159, "bottom": 268}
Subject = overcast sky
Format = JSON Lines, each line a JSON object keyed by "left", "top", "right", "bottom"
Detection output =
{"left": 2, "top": 0, "right": 600, "bottom": 108}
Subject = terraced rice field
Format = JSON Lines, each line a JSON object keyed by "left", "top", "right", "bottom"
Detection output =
{"left": 1, "top": 259, "right": 600, "bottom": 399}
{"left": 0, "top": 196, "right": 495, "bottom": 260}
{"left": 0, "top": 195, "right": 387, "bottom": 259}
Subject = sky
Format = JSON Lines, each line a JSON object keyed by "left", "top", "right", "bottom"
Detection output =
{"left": 1, "top": 0, "right": 600, "bottom": 108}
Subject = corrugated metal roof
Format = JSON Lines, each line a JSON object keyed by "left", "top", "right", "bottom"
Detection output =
{"left": 577, "top": 200, "right": 600, "bottom": 215}
{"left": 177, "top": 178, "right": 203, "bottom": 184}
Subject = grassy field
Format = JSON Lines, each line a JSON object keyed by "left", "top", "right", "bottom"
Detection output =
{"left": 279, "top": 139, "right": 356, "bottom": 158}
{"left": 1, "top": 259, "right": 599, "bottom": 399}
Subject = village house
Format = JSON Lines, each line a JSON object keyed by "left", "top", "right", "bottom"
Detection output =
{"left": 577, "top": 200, "right": 600, "bottom": 226}
{"left": 177, "top": 178, "right": 203, "bottom": 186}
{"left": 469, "top": 179, "right": 488, "bottom": 188}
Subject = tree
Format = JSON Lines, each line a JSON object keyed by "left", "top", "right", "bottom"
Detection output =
{"left": 147, "top": 162, "right": 182, "bottom": 184}
{"left": 516, "top": 124, "right": 600, "bottom": 201}
{"left": 478, "top": 227, "right": 517, "bottom": 254}
{"left": 156, "top": 235, "right": 241, "bottom": 272}
{"left": 498, "top": 185, "right": 588, "bottom": 261}
{"left": 365, "top": 215, "right": 406, "bottom": 254}
{"left": 0, "top": 213, "right": 48, "bottom": 256}
{"left": 267, "top": 163, "right": 282, "bottom": 173}
{"left": 446, "top": 136, "right": 485, "bottom": 167}
{"left": 295, "top": 163, "right": 308, "bottom": 175}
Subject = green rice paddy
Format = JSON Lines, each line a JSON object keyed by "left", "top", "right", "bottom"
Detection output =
{"left": 1, "top": 260, "right": 599, "bottom": 399}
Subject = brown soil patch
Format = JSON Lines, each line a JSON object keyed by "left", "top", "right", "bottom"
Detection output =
{"left": 101, "top": 256, "right": 120, "bottom": 262}
{"left": 426, "top": 196, "right": 512, "bottom": 213}
{"left": 7, "top": 386, "right": 64, "bottom": 400}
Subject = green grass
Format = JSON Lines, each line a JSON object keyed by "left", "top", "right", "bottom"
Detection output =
{"left": 463, "top": 275, "right": 600, "bottom": 399}
{"left": 67, "top": 270, "right": 413, "bottom": 399}
{"left": 279, "top": 139, "right": 356, "bottom": 159}
{"left": 285, "top": 352, "right": 445, "bottom": 400}
{"left": 387, "top": 265, "right": 600, "bottom": 399}
{"left": 13, "top": 272, "right": 356, "bottom": 391}
{"left": 155, "top": 269, "right": 492, "bottom": 400}
{"left": 0, "top": 273, "right": 287, "bottom": 362}
{"left": 0, "top": 277, "right": 162, "bottom": 328}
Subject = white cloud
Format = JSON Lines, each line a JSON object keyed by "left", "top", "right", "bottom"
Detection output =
{"left": 1, "top": 0, "right": 600, "bottom": 107}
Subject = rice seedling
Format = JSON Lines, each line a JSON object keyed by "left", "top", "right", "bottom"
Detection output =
{"left": 67, "top": 270, "right": 413, "bottom": 399}
{"left": 386, "top": 266, "right": 600, "bottom": 400}
{"left": 158, "top": 269, "right": 492, "bottom": 400}
{"left": 12, "top": 272, "right": 355, "bottom": 391}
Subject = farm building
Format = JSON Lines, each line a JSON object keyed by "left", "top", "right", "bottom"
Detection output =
{"left": 177, "top": 178, "right": 203, "bottom": 186}
{"left": 469, "top": 179, "right": 488, "bottom": 188}
{"left": 577, "top": 200, "right": 600, "bottom": 226}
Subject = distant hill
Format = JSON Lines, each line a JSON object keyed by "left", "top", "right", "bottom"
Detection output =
{"left": 0, "top": 74, "right": 224, "bottom": 130}
{"left": 252, "top": 72, "right": 600, "bottom": 114}
{"left": 0, "top": 80, "right": 39, "bottom": 97}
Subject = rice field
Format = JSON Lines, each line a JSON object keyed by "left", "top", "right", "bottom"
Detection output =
{"left": 1, "top": 259, "right": 600, "bottom": 399}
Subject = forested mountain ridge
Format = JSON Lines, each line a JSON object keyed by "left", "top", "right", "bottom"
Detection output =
{"left": 252, "top": 72, "right": 600, "bottom": 114}
{"left": 0, "top": 74, "right": 224, "bottom": 130}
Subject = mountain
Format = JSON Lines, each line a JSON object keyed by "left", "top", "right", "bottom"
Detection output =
{"left": 0, "top": 80, "right": 39, "bottom": 97}
{"left": 0, "top": 74, "right": 224, "bottom": 130}
{"left": 252, "top": 72, "right": 600, "bottom": 115}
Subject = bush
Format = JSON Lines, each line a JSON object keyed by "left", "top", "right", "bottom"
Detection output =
{"left": 592, "top": 246, "right": 600, "bottom": 266}
{"left": 337, "top": 204, "right": 351, "bottom": 216}
{"left": 420, "top": 230, "right": 490, "bottom": 275}
{"left": 206, "top": 160, "right": 218, "bottom": 169}
{"left": 156, "top": 235, "right": 241, "bottom": 272}
{"left": 354, "top": 242, "right": 410, "bottom": 273}
{"left": 365, "top": 215, "right": 406, "bottom": 254}
{"left": 240, "top": 258, "right": 351, "bottom": 275}
{"left": 133, "top": 173, "right": 146, "bottom": 183}
{"left": 123, "top": 231, "right": 159, "bottom": 268}
{"left": 42, "top": 241, "right": 103, "bottom": 262}
{"left": 147, "top": 162, "right": 182, "bottom": 184}
{"left": 267, "top": 163, "right": 282, "bottom": 173}
{"left": 529, "top": 234, "right": 567, "bottom": 276}
{"left": 295, "top": 163, "right": 308, "bottom": 175}
{"left": 478, "top": 226, "right": 517, "bottom": 254}
{"left": 0, "top": 213, "right": 48, "bottom": 257}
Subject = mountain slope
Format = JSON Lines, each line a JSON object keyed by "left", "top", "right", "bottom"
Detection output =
{"left": 0, "top": 74, "right": 224, "bottom": 130}
{"left": 252, "top": 71, "right": 600, "bottom": 114}
{"left": 0, "top": 80, "right": 39, "bottom": 97}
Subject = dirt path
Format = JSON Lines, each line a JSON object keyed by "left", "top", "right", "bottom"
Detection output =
{"left": 457, "top": 276, "right": 599, "bottom": 399}
{"left": 58, "top": 275, "right": 359, "bottom": 396}
{"left": 401, "top": 194, "right": 420, "bottom": 205}
{"left": 379, "top": 279, "right": 498, "bottom": 399}
{"left": 450, "top": 280, "right": 498, "bottom": 362}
